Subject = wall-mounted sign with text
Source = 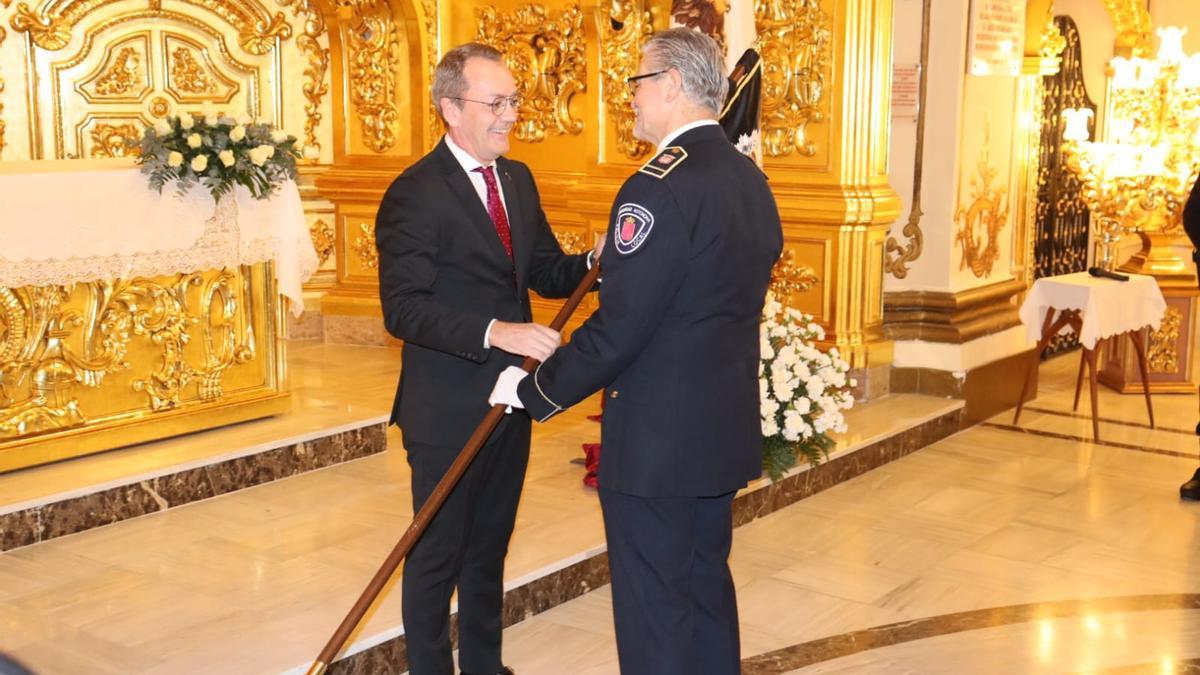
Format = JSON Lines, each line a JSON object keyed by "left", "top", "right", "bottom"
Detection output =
{"left": 967, "top": 0, "right": 1025, "bottom": 77}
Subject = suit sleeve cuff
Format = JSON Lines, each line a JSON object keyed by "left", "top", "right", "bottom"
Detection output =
{"left": 517, "top": 363, "right": 564, "bottom": 422}
{"left": 483, "top": 319, "right": 496, "bottom": 349}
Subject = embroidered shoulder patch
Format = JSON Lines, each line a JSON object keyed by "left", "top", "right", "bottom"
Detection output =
{"left": 638, "top": 146, "right": 688, "bottom": 179}
{"left": 614, "top": 203, "right": 654, "bottom": 255}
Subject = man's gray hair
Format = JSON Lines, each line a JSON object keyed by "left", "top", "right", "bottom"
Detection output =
{"left": 432, "top": 43, "right": 503, "bottom": 120}
{"left": 643, "top": 28, "right": 728, "bottom": 115}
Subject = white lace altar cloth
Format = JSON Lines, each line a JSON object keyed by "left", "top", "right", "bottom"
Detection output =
{"left": 1019, "top": 271, "right": 1167, "bottom": 350}
{"left": 0, "top": 159, "right": 318, "bottom": 316}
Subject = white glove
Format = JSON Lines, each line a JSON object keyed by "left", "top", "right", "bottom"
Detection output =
{"left": 488, "top": 366, "right": 528, "bottom": 413}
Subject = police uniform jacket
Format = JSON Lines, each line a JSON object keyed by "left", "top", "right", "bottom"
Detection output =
{"left": 376, "top": 138, "right": 589, "bottom": 449}
{"left": 516, "top": 123, "right": 784, "bottom": 497}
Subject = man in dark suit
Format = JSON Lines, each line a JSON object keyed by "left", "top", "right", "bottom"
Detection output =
{"left": 1182, "top": 171, "right": 1200, "bottom": 501}
{"left": 374, "top": 43, "right": 598, "bottom": 675}
{"left": 491, "top": 29, "right": 783, "bottom": 674}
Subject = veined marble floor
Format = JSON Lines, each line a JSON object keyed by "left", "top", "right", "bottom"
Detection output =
{"left": 0, "top": 342, "right": 952, "bottom": 675}
{"left": 496, "top": 353, "right": 1200, "bottom": 675}
{"left": 1, "top": 345, "right": 1197, "bottom": 674}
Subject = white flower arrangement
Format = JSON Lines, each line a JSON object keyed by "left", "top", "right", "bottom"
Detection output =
{"left": 759, "top": 291, "right": 855, "bottom": 481}
{"left": 134, "top": 104, "right": 301, "bottom": 201}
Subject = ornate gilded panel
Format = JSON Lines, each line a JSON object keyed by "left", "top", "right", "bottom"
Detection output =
{"left": 41, "top": 11, "right": 260, "bottom": 159}
{"left": 671, "top": 0, "right": 724, "bottom": 52}
{"left": 477, "top": 3, "right": 586, "bottom": 143}
{"left": 0, "top": 266, "right": 261, "bottom": 439}
{"left": 345, "top": 12, "right": 402, "bottom": 153}
{"left": 1, "top": 19, "right": 9, "bottom": 156}
{"left": 86, "top": 120, "right": 143, "bottom": 157}
{"left": 755, "top": 0, "right": 831, "bottom": 158}
{"left": 1147, "top": 307, "right": 1181, "bottom": 373}
{"left": 78, "top": 36, "right": 152, "bottom": 101}
{"left": 1100, "top": 0, "right": 1152, "bottom": 55}
{"left": 600, "top": 1, "right": 653, "bottom": 158}
{"left": 164, "top": 39, "right": 238, "bottom": 100}
{"left": 279, "top": 0, "right": 330, "bottom": 157}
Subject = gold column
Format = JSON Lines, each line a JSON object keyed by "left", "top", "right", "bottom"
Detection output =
{"left": 759, "top": 0, "right": 900, "bottom": 395}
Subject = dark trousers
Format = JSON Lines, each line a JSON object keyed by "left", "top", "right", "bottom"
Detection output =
{"left": 599, "top": 488, "right": 741, "bottom": 675}
{"left": 402, "top": 415, "right": 530, "bottom": 675}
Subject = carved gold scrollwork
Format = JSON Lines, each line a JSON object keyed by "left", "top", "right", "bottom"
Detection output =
{"left": 353, "top": 222, "right": 379, "bottom": 269}
{"left": 89, "top": 123, "right": 142, "bottom": 158}
{"left": 954, "top": 123, "right": 1008, "bottom": 279}
{"left": 885, "top": 0, "right": 931, "bottom": 279}
{"left": 11, "top": 0, "right": 289, "bottom": 54}
{"left": 0, "top": 270, "right": 259, "bottom": 437}
{"left": 346, "top": 13, "right": 401, "bottom": 153}
{"left": 1040, "top": 19, "right": 1067, "bottom": 63}
{"left": 422, "top": 0, "right": 440, "bottom": 147}
{"left": 769, "top": 248, "right": 820, "bottom": 301}
{"left": 310, "top": 219, "right": 335, "bottom": 265}
{"left": 93, "top": 47, "right": 142, "bottom": 96}
{"left": 238, "top": 12, "right": 291, "bottom": 55}
{"left": 477, "top": 3, "right": 586, "bottom": 143}
{"left": 278, "top": 0, "right": 329, "bottom": 157}
{"left": 170, "top": 46, "right": 218, "bottom": 94}
{"left": 1147, "top": 307, "right": 1181, "bottom": 373}
{"left": 1101, "top": 0, "right": 1152, "bottom": 55}
{"left": 755, "top": 0, "right": 831, "bottom": 158}
{"left": 10, "top": 3, "right": 72, "bottom": 51}
{"left": 672, "top": 0, "right": 725, "bottom": 53}
{"left": 554, "top": 231, "right": 586, "bottom": 255}
{"left": 600, "top": 0, "right": 652, "bottom": 158}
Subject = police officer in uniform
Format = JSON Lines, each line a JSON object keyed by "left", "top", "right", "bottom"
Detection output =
{"left": 491, "top": 28, "right": 783, "bottom": 674}
{"left": 1182, "top": 170, "right": 1200, "bottom": 501}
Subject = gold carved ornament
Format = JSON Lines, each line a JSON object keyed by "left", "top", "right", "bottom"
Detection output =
{"left": 885, "top": 0, "right": 931, "bottom": 279}
{"left": 1101, "top": 0, "right": 1152, "bottom": 55}
{"left": 0, "top": 272, "right": 257, "bottom": 438}
{"left": 343, "top": 9, "right": 401, "bottom": 153}
{"left": 170, "top": 46, "right": 217, "bottom": 94}
{"left": 353, "top": 222, "right": 379, "bottom": 269}
{"left": 477, "top": 4, "right": 586, "bottom": 143}
{"left": 310, "top": 219, "right": 335, "bottom": 265}
{"left": 754, "top": 0, "right": 831, "bottom": 158}
{"left": 953, "top": 124, "right": 1008, "bottom": 278}
{"left": 554, "top": 231, "right": 586, "bottom": 255}
{"left": 421, "top": 0, "right": 440, "bottom": 148}
{"left": 1146, "top": 307, "right": 1181, "bottom": 373}
{"left": 89, "top": 122, "right": 142, "bottom": 158}
{"left": 600, "top": 1, "right": 653, "bottom": 158}
{"left": 94, "top": 46, "right": 142, "bottom": 96}
{"left": 278, "top": 0, "right": 329, "bottom": 158}
{"left": 10, "top": 0, "right": 290, "bottom": 54}
{"left": 768, "top": 248, "right": 819, "bottom": 303}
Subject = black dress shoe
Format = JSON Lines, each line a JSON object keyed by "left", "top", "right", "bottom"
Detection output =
{"left": 461, "top": 668, "right": 513, "bottom": 675}
{"left": 1181, "top": 467, "right": 1200, "bottom": 501}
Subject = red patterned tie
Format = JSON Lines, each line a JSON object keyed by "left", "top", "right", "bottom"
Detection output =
{"left": 473, "top": 166, "right": 513, "bottom": 260}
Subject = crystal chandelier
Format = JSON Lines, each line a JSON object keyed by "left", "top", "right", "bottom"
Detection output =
{"left": 1061, "top": 27, "right": 1200, "bottom": 273}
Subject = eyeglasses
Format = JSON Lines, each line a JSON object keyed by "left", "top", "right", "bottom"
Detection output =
{"left": 625, "top": 70, "right": 667, "bottom": 93}
{"left": 449, "top": 95, "right": 522, "bottom": 116}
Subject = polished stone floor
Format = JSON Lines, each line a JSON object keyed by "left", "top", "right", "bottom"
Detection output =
{"left": 496, "top": 354, "right": 1200, "bottom": 675}
{"left": 1, "top": 345, "right": 1196, "bottom": 674}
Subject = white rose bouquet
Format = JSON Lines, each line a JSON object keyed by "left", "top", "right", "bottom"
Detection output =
{"left": 134, "top": 106, "right": 301, "bottom": 201}
{"left": 759, "top": 292, "right": 855, "bottom": 481}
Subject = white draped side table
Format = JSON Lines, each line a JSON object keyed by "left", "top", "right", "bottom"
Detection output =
{"left": 1014, "top": 271, "right": 1167, "bottom": 441}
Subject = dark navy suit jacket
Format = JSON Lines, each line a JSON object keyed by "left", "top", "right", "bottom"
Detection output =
{"left": 375, "top": 138, "right": 588, "bottom": 449}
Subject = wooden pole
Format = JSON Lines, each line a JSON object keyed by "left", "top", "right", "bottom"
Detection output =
{"left": 307, "top": 264, "right": 600, "bottom": 675}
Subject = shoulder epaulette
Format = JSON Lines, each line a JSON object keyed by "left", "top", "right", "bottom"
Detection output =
{"left": 638, "top": 146, "right": 688, "bottom": 179}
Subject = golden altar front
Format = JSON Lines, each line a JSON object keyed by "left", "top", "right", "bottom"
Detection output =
{"left": 0, "top": 160, "right": 315, "bottom": 473}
